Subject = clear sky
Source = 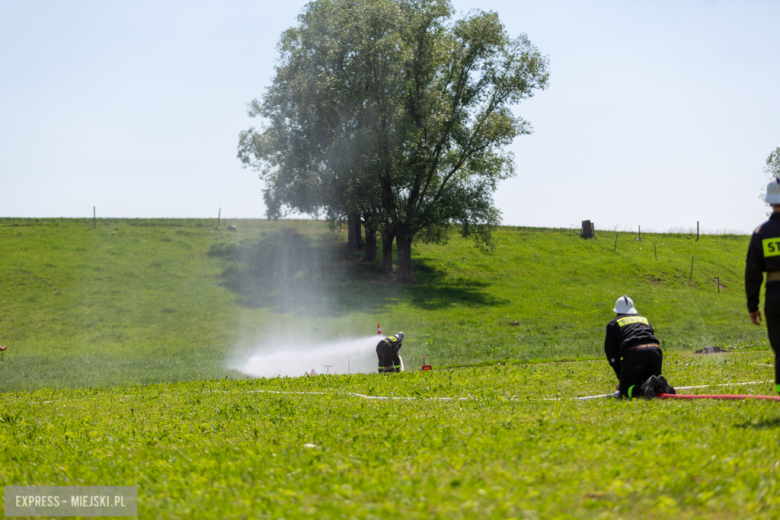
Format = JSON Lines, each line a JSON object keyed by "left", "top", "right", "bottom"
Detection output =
{"left": 2, "top": 0, "right": 778, "bottom": 233}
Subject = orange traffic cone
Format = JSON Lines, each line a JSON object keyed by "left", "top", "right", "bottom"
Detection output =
{"left": 377, "top": 324, "right": 382, "bottom": 335}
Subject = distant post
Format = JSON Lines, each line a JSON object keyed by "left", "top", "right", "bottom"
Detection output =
{"left": 93, "top": 206, "right": 96, "bottom": 228}
{"left": 581, "top": 220, "right": 595, "bottom": 239}
{"left": 638, "top": 225, "right": 641, "bottom": 241}
{"left": 654, "top": 244, "right": 657, "bottom": 261}
{"left": 215, "top": 208, "right": 221, "bottom": 230}
{"left": 696, "top": 221, "right": 699, "bottom": 241}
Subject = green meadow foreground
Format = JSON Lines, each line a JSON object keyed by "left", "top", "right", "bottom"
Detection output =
{"left": 0, "top": 218, "right": 766, "bottom": 391}
{"left": 1, "top": 352, "right": 779, "bottom": 519}
{"left": 2, "top": 218, "right": 780, "bottom": 518}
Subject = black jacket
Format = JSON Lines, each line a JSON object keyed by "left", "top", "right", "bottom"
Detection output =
{"left": 745, "top": 213, "right": 780, "bottom": 312}
{"left": 604, "top": 314, "right": 660, "bottom": 378}
{"left": 379, "top": 335, "right": 403, "bottom": 353}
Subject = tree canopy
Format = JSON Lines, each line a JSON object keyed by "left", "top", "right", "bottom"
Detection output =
{"left": 238, "top": 0, "right": 549, "bottom": 281}
{"left": 766, "top": 147, "right": 780, "bottom": 179}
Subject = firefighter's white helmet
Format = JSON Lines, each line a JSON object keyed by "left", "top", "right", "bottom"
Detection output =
{"left": 613, "top": 295, "right": 637, "bottom": 315}
{"left": 396, "top": 332, "right": 405, "bottom": 340}
{"left": 766, "top": 176, "right": 780, "bottom": 204}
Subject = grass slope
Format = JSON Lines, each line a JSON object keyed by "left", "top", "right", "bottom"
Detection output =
{"left": 1, "top": 352, "right": 779, "bottom": 519}
{"left": 0, "top": 218, "right": 765, "bottom": 391}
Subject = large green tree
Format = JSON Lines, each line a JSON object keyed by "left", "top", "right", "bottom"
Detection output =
{"left": 238, "top": 0, "right": 397, "bottom": 262}
{"left": 238, "top": 0, "right": 549, "bottom": 281}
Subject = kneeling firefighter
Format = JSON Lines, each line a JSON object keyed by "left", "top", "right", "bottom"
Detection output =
{"left": 376, "top": 332, "right": 404, "bottom": 373}
{"left": 604, "top": 296, "right": 676, "bottom": 398}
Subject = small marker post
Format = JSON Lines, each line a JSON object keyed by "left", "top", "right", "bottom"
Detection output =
{"left": 323, "top": 365, "right": 333, "bottom": 375}
{"left": 654, "top": 244, "right": 657, "bottom": 261}
{"left": 377, "top": 324, "right": 382, "bottom": 335}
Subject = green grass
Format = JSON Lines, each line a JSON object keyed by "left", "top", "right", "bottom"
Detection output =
{"left": 2, "top": 219, "right": 778, "bottom": 518}
{"left": 0, "top": 218, "right": 765, "bottom": 391}
{"left": 1, "top": 351, "right": 779, "bottom": 519}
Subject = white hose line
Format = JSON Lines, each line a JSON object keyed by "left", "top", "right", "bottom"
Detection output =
{"left": 567, "top": 380, "right": 774, "bottom": 401}
{"left": 23, "top": 381, "right": 776, "bottom": 406}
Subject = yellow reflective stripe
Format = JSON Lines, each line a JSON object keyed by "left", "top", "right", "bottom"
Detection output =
{"left": 617, "top": 316, "right": 649, "bottom": 327}
{"left": 388, "top": 337, "right": 398, "bottom": 343}
{"left": 763, "top": 238, "right": 780, "bottom": 257}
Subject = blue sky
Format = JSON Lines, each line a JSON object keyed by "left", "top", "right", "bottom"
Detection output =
{"left": 1, "top": 0, "right": 778, "bottom": 233}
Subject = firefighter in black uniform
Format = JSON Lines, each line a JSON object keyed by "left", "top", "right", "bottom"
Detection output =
{"left": 745, "top": 176, "right": 780, "bottom": 395}
{"left": 376, "top": 332, "right": 404, "bottom": 373}
{"left": 604, "top": 295, "right": 675, "bottom": 398}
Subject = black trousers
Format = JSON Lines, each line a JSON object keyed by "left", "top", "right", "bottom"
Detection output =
{"left": 619, "top": 347, "right": 663, "bottom": 398}
{"left": 764, "top": 283, "right": 780, "bottom": 386}
{"left": 376, "top": 342, "right": 401, "bottom": 373}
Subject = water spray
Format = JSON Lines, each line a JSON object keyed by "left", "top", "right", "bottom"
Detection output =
{"left": 238, "top": 336, "right": 379, "bottom": 378}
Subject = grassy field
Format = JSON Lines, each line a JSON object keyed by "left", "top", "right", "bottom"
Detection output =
{"left": 0, "top": 218, "right": 765, "bottom": 391}
{"left": 2, "top": 218, "right": 779, "bottom": 518}
{"left": 1, "top": 351, "right": 779, "bottom": 519}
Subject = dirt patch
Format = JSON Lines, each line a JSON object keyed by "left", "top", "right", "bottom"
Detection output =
{"left": 695, "top": 346, "right": 729, "bottom": 355}
{"left": 645, "top": 275, "right": 664, "bottom": 285}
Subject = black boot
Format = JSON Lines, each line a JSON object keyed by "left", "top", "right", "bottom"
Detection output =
{"left": 641, "top": 376, "right": 658, "bottom": 398}
{"left": 657, "top": 375, "right": 676, "bottom": 395}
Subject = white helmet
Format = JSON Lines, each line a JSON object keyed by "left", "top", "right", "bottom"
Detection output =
{"left": 613, "top": 295, "right": 637, "bottom": 315}
{"left": 396, "top": 332, "right": 405, "bottom": 341}
{"left": 766, "top": 176, "right": 780, "bottom": 204}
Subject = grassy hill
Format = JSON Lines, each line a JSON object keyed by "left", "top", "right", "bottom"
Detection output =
{"left": 2, "top": 218, "right": 779, "bottom": 519}
{"left": 0, "top": 217, "right": 763, "bottom": 391}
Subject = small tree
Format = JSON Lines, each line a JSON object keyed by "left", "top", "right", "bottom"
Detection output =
{"left": 766, "top": 147, "right": 780, "bottom": 179}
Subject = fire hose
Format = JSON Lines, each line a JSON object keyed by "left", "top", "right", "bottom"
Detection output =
{"left": 657, "top": 393, "right": 780, "bottom": 402}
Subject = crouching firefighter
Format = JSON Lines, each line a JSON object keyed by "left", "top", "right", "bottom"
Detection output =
{"left": 376, "top": 332, "right": 404, "bottom": 373}
{"left": 605, "top": 296, "right": 676, "bottom": 398}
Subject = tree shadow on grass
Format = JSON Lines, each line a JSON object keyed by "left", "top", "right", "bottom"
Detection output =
{"left": 209, "top": 229, "right": 507, "bottom": 317}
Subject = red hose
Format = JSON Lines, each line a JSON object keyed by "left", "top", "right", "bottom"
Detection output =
{"left": 658, "top": 393, "right": 780, "bottom": 402}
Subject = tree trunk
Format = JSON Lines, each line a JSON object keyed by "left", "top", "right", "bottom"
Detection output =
{"left": 396, "top": 232, "right": 414, "bottom": 282}
{"left": 354, "top": 215, "right": 364, "bottom": 249}
{"left": 381, "top": 227, "right": 395, "bottom": 274}
{"left": 363, "top": 222, "right": 377, "bottom": 262}
{"left": 347, "top": 215, "right": 357, "bottom": 249}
